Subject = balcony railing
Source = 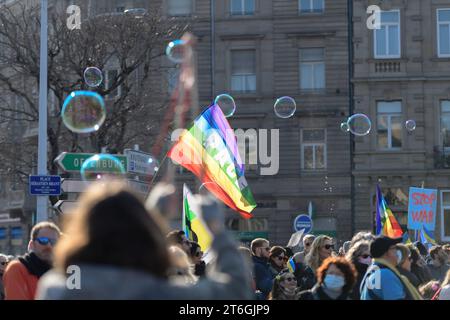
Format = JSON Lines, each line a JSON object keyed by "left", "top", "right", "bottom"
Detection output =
{"left": 375, "top": 61, "right": 401, "bottom": 73}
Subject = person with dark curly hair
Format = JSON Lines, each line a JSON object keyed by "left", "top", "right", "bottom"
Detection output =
{"left": 298, "top": 257, "right": 357, "bottom": 300}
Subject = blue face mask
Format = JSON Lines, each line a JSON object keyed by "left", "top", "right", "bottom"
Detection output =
{"left": 323, "top": 274, "right": 345, "bottom": 290}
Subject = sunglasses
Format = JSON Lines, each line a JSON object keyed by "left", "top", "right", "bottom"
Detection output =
{"left": 282, "top": 277, "right": 297, "bottom": 282}
{"left": 0, "top": 261, "right": 7, "bottom": 266}
{"left": 195, "top": 251, "right": 203, "bottom": 257}
{"left": 305, "top": 243, "right": 312, "bottom": 247}
{"left": 34, "top": 237, "right": 57, "bottom": 246}
{"left": 323, "top": 244, "right": 334, "bottom": 250}
{"left": 360, "top": 254, "right": 371, "bottom": 259}
{"left": 276, "top": 256, "right": 285, "bottom": 261}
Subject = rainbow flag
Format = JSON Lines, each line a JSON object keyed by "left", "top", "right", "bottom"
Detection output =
{"left": 287, "top": 257, "right": 296, "bottom": 273}
{"left": 182, "top": 184, "right": 213, "bottom": 255}
{"left": 376, "top": 185, "right": 403, "bottom": 238}
{"left": 419, "top": 226, "right": 437, "bottom": 246}
{"left": 168, "top": 104, "right": 256, "bottom": 218}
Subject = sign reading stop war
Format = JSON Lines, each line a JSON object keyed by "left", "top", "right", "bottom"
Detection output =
{"left": 407, "top": 187, "right": 437, "bottom": 231}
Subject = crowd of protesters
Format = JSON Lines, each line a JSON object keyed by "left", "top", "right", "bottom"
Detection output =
{"left": 0, "top": 180, "right": 449, "bottom": 300}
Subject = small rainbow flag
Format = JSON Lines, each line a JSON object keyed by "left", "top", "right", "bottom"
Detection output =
{"left": 168, "top": 104, "right": 256, "bottom": 218}
{"left": 376, "top": 185, "right": 403, "bottom": 238}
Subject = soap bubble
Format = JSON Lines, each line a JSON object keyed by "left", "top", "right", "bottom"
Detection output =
{"left": 61, "top": 91, "right": 106, "bottom": 134}
{"left": 405, "top": 119, "right": 416, "bottom": 132}
{"left": 214, "top": 94, "right": 236, "bottom": 118}
{"left": 83, "top": 67, "right": 103, "bottom": 87}
{"left": 274, "top": 96, "right": 296, "bottom": 119}
{"left": 80, "top": 154, "right": 126, "bottom": 181}
{"left": 340, "top": 122, "right": 349, "bottom": 132}
{"left": 347, "top": 113, "right": 371, "bottom": 136}
{"left": 166, "top": 39, "right": 187, "bottom": 64}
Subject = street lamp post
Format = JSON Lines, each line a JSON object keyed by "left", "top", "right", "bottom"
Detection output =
{"left": 36, "top": 0, "right": 48, "bottom": 223}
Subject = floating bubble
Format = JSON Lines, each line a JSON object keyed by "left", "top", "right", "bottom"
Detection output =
{"left": 405, "top": 119, "right": 416, "bottom": 132}
{"left": 274, "top": 96, "right": 296, "bottom": 119}
{"left": 80, "top": 154, "right": 126, "bottom": 181}
{"left": 83, "top": 67, "right": 103, "bottom": 87}
{"left": 61, "top": 91, "right": 106, "bottom": 134}
{"left": 347, "top": 113, "right": 371, "bottom": 136}
{"left": 340, "top": 122, "right": 349, "bottom": 132}
{"left": 166, "top": 39, "right": 186, "bottom": 64}
{"left": 214, "top": 94, "right": 236, "bottom": 118}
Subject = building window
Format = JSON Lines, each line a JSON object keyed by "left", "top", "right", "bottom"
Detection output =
{"left": 231, "top": 0, "right": 254, "bottom": 16}
{"left": 374, "top": 10, "right": 401, "bottom": 59}
{"left": 168, "top": 0, "right": 192, "bottom": 17}
{"left": 167, "top": 67, "right": 180, "bottom": 94}
{"left": 377, "top": 101, "right": 402, "bottom": 149}
{"left": 0, "top": 227, "right": 6, "bottom": 240}
{"left": 301, "top": 129, "right": 326, "bottom": 170}
{"left": 231, "top": 50, "right": 256, "bottom": 93}
{"left": 372, "top": 188, "right": 408, "bottom": 207}
{"left": 438, "top": 9, "right": 450, "bottom": 57}
{"left": 299, "top": 0, "right": 324, "bottom": 13}
{"left": 440, "top": 191, "right": 450, "bottom": 241}
{"left": 441, "top": 101, "right": 450, "bottom": 151}
{"left": 300, "top": 48, "right": 325, "bottom": 90}
{"left": 105, "top": 69, "right": 121, "bottom": 99}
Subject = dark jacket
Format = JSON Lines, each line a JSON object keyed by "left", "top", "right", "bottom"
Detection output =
{"left": 296, "top": 265, "right": 316, "bottom": 291}
{"left": 36, "top": 232, "right": 253, "bottom": 300}
{"left": 252, "top": 255, "right": 274, "bottom": 299}
{"left": 299, "top": 284, "right": 350, "bottom": 300}
{"left": 398, "top": 267, "right": 421, "bottom": 288}
{"left": 410, "top": 263, "right": 432, "bottom": 286}
{"left": 350, "top": 261, "right": 368, "bottom": 300}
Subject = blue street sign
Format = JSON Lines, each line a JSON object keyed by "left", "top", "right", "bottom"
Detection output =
{"left": 29, "top": 175, "right": 61, "bottom": 196}
{"left": 294, "top": 214, "right": 313, "bottom": 234}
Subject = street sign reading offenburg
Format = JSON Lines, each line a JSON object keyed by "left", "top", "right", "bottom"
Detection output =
{"left": 55, "top": 152, "right": 127, "bottom": 173}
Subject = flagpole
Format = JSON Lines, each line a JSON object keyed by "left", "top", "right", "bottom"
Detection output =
{"left": 36, "top": 0, "right": 49, "bottom": 222}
